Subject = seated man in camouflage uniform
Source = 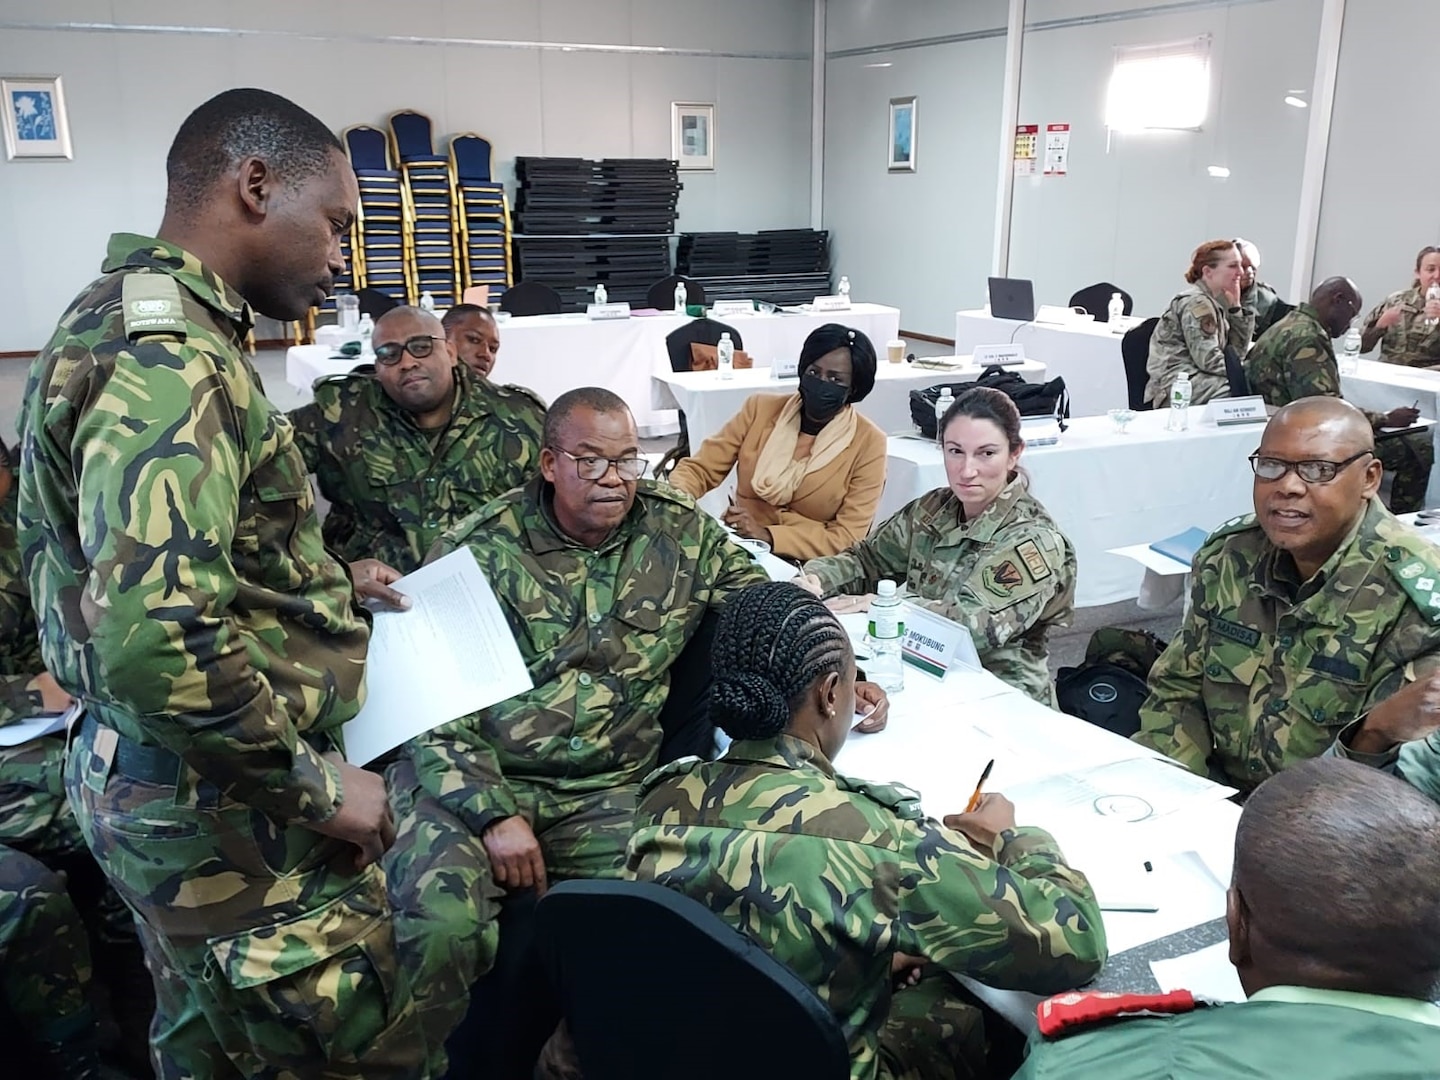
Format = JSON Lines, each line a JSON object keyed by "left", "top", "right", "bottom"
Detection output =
{"left": 386, "top": 387, "right": 769, "bottom": 1075}
{"left": 1245, "top": 276, "right": 1434, "bottom": 513}
{"left": 290, "top": 304, "right": 545, "bottom": 574}
{"left": 1134, "top": 397, "right": 1440, "bottom": 795}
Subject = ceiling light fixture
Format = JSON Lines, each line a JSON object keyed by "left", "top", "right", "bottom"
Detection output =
{"left": 864, "top": 61, "right": 893, "bottom": 68}
{"left": 1207, "top": 165, "right": 1230, "bottom": 178}
{"left": 1283, "top": 95, "right": 1308, "bottom": 108}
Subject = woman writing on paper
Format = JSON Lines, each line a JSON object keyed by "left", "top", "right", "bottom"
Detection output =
{"left": 626, "top": 582, "right": 1105, "bottom": 1080}
{"left": 1143, "top": 239, "right": 1256, "bottom": 408}
{"left": 796, "top": 388, "right": 1076, "bottom": 705}
{"left": 666, "top": 324, "right": 887, "bottom": 560}
{"left": 1359, "top": 245, "right": 1440, "bottom": 368}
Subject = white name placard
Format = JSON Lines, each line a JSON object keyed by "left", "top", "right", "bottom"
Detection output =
{"left": 899, "top": 603, "right": 982, "bottom": 679}
{"left": 586, "top": 302, "right": 632, "bottom": 321}
{"left": 812, "top": 295, "right": 852, "bottom": 312}
{"left": 1207, "top": 396, "right": 1268, "bottom": 426}
{"left": 711, "top": 300, "right": 755, "bottom": 317}
{"left": 973, "top": 343, "right": 1027, "bottom": 367}
{"left": 772, "top": 358, "right": 800, "bottom": 379}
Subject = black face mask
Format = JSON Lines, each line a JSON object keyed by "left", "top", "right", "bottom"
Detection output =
{"left": 799, "top": 372, "right": 850, "bottom": 428}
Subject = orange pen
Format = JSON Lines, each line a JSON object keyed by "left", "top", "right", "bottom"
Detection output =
{"left": 963, "top": 759, "right": 995, "bottom": 814}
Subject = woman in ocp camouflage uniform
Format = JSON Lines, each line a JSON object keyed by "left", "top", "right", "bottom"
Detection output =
{"left": 1360, "top": 245, "right": 1440, "bottom": 368}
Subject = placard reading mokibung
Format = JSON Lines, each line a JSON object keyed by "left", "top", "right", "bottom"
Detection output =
{"left": 900, "top": 602, "right": 982, "bottom": 678}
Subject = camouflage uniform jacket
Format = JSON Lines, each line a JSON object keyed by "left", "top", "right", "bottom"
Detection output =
{"left": 409, "top": 476, "right": 768, "bottom": 834}
{"left": 1133, "top": 498, "right": 1440, "bottom": 793}
{"left": 1363, "top": 287, "right": 1440, "bottom": 368}
{"left": 1244, "top": 304, "right": 1385, "bottom": 426}
{"left": 1143, "top": 282, "right": 1256, "bottom": 408}
{"left": 288, "top": 364, "right": 545, "bottom": 573}
{"left": 802, "top": 480, "right": 1076, "bottom": 704}
{"left": 0, "top": 483, "right": 44, "bottom": 727}
{"left": 627, "top": 735, "right": 1107, "bottom": 1080}
{"left": 1250, "top": 279, "right": 1286, "bottom": 341}
{"left": 17, "top": 233, "right": 368, "bottom": 825}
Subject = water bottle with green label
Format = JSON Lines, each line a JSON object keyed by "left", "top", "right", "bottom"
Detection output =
{"left": 865, "top": 580, "right": 905, "bottom": 693}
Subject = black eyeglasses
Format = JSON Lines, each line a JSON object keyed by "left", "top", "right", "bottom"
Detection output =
{"left": 549, "top": 447, "right": 648, "bottom": 482}
{"left": 1249, "top": 449, "right": 1373, "bottom": 484}
{"left": 374, "top": 335, "right": 444, "bottom": 367}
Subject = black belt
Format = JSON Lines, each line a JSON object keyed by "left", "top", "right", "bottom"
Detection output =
{"left": 79, "top": 712, "right": 182, "bottom": 787}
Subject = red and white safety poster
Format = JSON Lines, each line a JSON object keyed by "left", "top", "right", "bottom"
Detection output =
{"left": 1043, "top": 123, "right": 1070, "bottom": 176}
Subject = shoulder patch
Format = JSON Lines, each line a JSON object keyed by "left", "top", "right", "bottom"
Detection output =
{"left": 1015, "top": 539, "right": 1052, "bottom": 582}
{"left": 1036, "top": 990, "right": 1202, "bottom": 1039}
{"left": 1388, "top": 556, "right": 1440, "bottom": 623}
{"left": 1208, "top": 514, "right": 1259, "bottom": 542}
{"left": 499, "top": 382, "right": 548, "bottom": 411}
{"left": 639, "top": 478, "right": 698, "bottom": 511}
{"left": 835, "top": 774, "right": 924, "bottom": 820}
{"left": 121, "top": 273, "right": 187, "bottom": 341}
{"left": 982, "top": 557, "right": 1026, "bottom": 598}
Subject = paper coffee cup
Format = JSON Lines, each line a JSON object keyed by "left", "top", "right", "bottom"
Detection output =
{"left": 887, "top": 339, "right": 905, "bottom": 364}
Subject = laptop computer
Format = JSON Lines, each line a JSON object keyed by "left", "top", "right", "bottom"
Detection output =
{"left": 988, "top": 277, "right": 1036, "bottom": 322}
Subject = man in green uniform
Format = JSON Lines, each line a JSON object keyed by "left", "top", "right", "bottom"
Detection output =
{"left": 386, "top": 387, "right": 768, "bottom": 1075}
{"left": 1133, "top": 397, "right": 1440, "bottom": 794}
{"left": 289, "top": 304, "right": 545, "bottom": 572}
{"left": 1014, "top": 758, "right": 1440, "bottom": 1078}
{"left": 18, "top": 88, "right": 423, "bottom": 1077}
{"left": 1245, "top": 276, "right": 1433, "bottom": 513}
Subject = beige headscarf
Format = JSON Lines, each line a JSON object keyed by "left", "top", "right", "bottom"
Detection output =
{"left": 749, "top": 393, "right": 859, "bottom": 505}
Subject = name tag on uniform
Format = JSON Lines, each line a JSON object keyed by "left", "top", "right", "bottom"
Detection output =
{"left": 899, "top": 603, "right": 982, "bottom": 679}
{"left": 586, "top": 302, "right": 631, "bottom": 321}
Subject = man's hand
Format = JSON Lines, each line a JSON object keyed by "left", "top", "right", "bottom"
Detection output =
{"left": 793, "top": 573, "right": 824, "bottom": 597}
{"left": 1349, "top": 674, "right": 1440, "bottom": 754}
{"left": 891, "top": 951, "right": 925, "bottom": 989}
{"left": 307, "top": 758, "right": 396, "bottom": 872}
{"left": 853, "top": 681, "right": 890, "bottom": 733}
{"left": 349, "top": 558, "right": 412, "bottom": 611}
{"left": 1377, "top": 305, "right": 1405, "bottom": 330}
{"left": 1384, "top": 407, "right": 1421, "bottom": 429}
{"left": 942, "top": 792, "right": 1017, "bottom": 856}
{"left": 28, "top": 671, "right": 74, "bottom": 713}
{"left": 482, "top": 815, "right": 548, "bottom": 895}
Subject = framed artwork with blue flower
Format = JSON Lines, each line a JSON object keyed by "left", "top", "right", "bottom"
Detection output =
{"left": 2, "top": 76, "right": 73, "bottom": 160}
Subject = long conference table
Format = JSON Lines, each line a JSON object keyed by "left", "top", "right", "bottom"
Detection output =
{"left": 286, "top": 303, "right": 900, "bottom": 438}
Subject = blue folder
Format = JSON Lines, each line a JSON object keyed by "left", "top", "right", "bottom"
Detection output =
{"left": 1148, "top": 526, "right": 1210, "bottom": 566}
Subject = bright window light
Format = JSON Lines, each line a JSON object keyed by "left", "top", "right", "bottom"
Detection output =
{"left": 1106, "top": 37, "right": 1211, "bottom": 132}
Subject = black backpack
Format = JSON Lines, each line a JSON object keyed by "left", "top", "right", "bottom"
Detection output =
{"left": 909, "top": 366, "right": 1070, "bottom": 439}
{"left": 1054, "top": 628, "right": 1168, "bottom": 738}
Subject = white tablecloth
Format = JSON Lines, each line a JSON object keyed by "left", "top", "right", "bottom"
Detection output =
{"left": 286, "top": 304, "right": 900, "bottom": 438}
{"left": 876, "top": 409, "right": 1260, "bottom": 607}
{"left": 1341, "top": 358, "right": 1440, "bottom": 507}
{"left": 954, "top": 309, "right": 1130, "bottom": 418}
{"left": 652, "top": 358, "right": 1050, "bottom": 450}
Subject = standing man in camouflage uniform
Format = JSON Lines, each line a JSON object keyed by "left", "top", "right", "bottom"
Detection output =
{"left": 629, "top": 583, "right": 1106, "bottom": 1080}
{"left": 1134, "top": 397, "right": 1440, "bottom": 794}
{"left": 1245, "top": 276, "right": 1433, "bottom": 513}
{"left": 386, "top": 387, "right": 767, "bottom": 1076}
{"left": 289, "top": 304, "right": 545, "bottom": 573}
{"left": 18, "top": 88, "right": 424, "bottom": 1077}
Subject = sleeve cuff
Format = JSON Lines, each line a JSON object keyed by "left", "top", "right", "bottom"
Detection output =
{"left": 1330, "top": 718, "right": 1402, "bottom": 768}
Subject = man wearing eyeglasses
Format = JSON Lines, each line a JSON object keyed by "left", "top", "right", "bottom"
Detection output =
{"left": 383, "top": 387, "right": 768, "bottom": 1076}
{"left": 1134, "top": 397, "right": 1440, "bottom": 795}
{"left": 289, "top": 304, "right": 545, "bottom": 573}
{"left": 1244, "top": 276, "right": 1433, "bottom": 513}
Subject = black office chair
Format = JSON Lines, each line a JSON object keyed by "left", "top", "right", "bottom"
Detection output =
{"left": 1069, "top": 282, "right": 1134, "bottom": 324}
{"left": 647, "top": 274, "right": 706, "bottom": 311}
{"left": 535, "top": 880, "right": 850, "bottom": 1080}
{"left": 1121, "top": 316, "right": 1160, "bottom": 410}
{"left": 655, "top": 318, "right": 744, "bottom": 479}
{"left": 499, "top": 281, "right": 564, "bottom": 317}
{"left": 356, "top": 288, "right": 401, "bottom": 319}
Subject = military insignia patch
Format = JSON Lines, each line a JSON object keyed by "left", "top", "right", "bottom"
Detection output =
{"left": 1015, "top": 539, "right": 1052, "bottom": 582}
{"left": 1401, "top": 561, "right": 1426, "bottom": 579}
{"left": 1198, "top": 313, "right": 1218, "bottom": 338}
{"left": 1421, "top": 577, "right": 1436, "bottom": 591}
{"left": 1208, "top": 616, "right": 1260, "bottom": 648}
{"left": 983, "top": 559, "right": 1025, "bottom": 598}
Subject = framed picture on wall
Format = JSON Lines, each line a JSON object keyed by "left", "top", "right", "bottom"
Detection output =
{"left": 672, "top": 102, "right": 714, "bottom": 171}
{"left": 888, "top": 96, "right": 916, "bottom": 172}
{"left": 2, "top": 76, "right": 73, "bottom": 160}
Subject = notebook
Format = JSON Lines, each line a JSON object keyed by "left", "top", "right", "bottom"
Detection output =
{"left": 1148, "top": 527, "right": 1210, "bottom": 566}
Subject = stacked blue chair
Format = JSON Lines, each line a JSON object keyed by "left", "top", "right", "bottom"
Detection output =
{"left": 450, "top": 133, "right": 512, "bottom": 294}
{"left": 343, "top": 125, "right": 411, "bottom": 304}
{"left": 390, "top": 110, "right": 460, "bottom": 309}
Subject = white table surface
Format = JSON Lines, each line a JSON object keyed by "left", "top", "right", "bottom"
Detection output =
{"left": 876, "top": 409, "right": 1260, "bottom": 607}
{"left": 652, "top": 358, "right": 1050, "bottom": 451}
{"left": 286, "top": 303, "right": 900, "bottom": 439}
{"left": 1341, "top": 357, "right": 1440, "bottom": 507}
{"left": 954, "top": 309, "right": 1130, "bottom": 418}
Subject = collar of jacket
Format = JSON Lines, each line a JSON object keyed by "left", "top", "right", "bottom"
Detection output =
{"left": 102, "top": 232, "right": 254, "bottom": 338}
{"left": 1253, "top": 497, "right": 1381, "bottom": 616}
{"left": 373, "top": 363, "right": 493, "bottom": 431}
{"left": 523, "top": 473, "right": 652, "bottom": 555}
{"left": 941, "top": 476, "right": 1027, "bottom": 544}
{"left": 723, "top": 733, "right": 836, "bottom": 777}
{"left": 1292, "top": 303, "right": 1329, "bottom": 336}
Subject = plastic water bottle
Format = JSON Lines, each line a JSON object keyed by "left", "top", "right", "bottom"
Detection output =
{"left": 358, "top": 313, "right": 375, "bottom": 360}
{"left": 1427, "top": 282, "right": 1440, "bottom": 327}
{"left": 419, "top": 291, "right": 436, "bottom": 313}
{"left": 933, "top": 387, "right": 954, "bottom": 435}
{"left": 717, "top": 332, "right": 734, "bottom": 380}
{"left": 1107, "top": 292, "right": 1125, "bottom": 323}
{"left": 866, "top": 581, "right": 905, "bottom": 693}
{"left": 594, "top": 282, "right": 607, "bottom": 306}
{"left": 838, "top": 275, "right": 851, "bottom": 303}
{"left": 674, "top": 280, "right": 688, "bottom": 312}
{"left": 1168, "top": 370, "right": 1192, "bottom": 432}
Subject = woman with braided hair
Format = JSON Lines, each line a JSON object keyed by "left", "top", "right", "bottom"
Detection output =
{"left": 626, "top": 582, "right": 1106, "bottom": 1080}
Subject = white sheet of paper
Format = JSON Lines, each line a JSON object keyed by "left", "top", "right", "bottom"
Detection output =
{"left": 1005, "top": 756, "right": 1236, "bottom": 826}
{"left": 1150, "top": 941, "right": 1245, "bottom": 1002}
{"left": 0, "top": 700, "right": 81, "bottom": 746}
{"left": 343, "top": 548, "right": 533, "bottom": 765}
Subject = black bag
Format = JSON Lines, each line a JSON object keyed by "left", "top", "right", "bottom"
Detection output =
{"left": 909, "top": 365, "right": 1070, "bottom": 439}
{"left": 1054, "top": 627, "right": 1169, "bottom": 738}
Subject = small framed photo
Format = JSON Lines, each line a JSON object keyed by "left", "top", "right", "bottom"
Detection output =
{"left": 672, "top": 102, "right": 714, "bottom": 171}
{"left": 888, "top": 95, "right": 916, "bottom": 172}
{"left": 2, "top": 76, "right": 73, "bottom": 161}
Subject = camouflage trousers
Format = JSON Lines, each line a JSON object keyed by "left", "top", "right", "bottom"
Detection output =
{"left": 878, "top": 971, "right": 987, "bottom": 1080}
{"left": 385, "top": 762, "right": 639, "bottom": 1076}
{"left": 67, "top": 719, "right": 427, "bottom": 1079}
{"left": 1377, "top": 428, "right": 1434, "bottom": 514}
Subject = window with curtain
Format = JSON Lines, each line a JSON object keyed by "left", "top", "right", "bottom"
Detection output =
{"left": 1105, "top": 36, "right": 1212, "bottom": 132}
